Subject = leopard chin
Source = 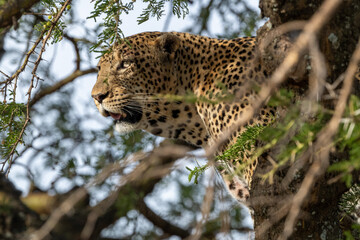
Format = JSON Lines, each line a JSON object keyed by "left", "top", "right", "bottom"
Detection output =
{"left": 112, "top": 107, "right": 143, "bottom": 134}
{"left": 114, "top": 121, "right": 137, "bottom": 134}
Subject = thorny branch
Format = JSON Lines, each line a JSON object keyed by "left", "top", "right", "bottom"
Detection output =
{"left": 1, "top": 0, "right": 73, "bottom": 174}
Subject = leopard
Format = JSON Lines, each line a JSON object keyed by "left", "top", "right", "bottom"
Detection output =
{"left": 91, "top": 32, "right": 275, "bottom": 203}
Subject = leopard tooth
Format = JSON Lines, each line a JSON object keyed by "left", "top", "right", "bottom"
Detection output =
{"left": 122, "top": 112, "right": 127, "bottom": 118}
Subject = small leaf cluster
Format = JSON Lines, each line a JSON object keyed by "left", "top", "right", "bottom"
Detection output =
{"left": 138, "top": 0, "right": 189, "bottom": 24}
{"left": 88, "top": 0, "right": 135, "bottom": 55}
{"left": 115, "top": 185, "right": 144, "bottom": 216}
{"left": 89, "top": 0, "right": 189, "bottom": 56}
{"left": 216, "top": 124, "right": 267, "bottom": 162}
{"left": 35, "top": 0, "right": 72, "bottom": 43}
{"left": 344, "top": 226, "right": 360, "bottom": 240}
{"left": 339, "top": 184, "right": 360, "bottom": 216}
{"left": 186, "top": 163, "right": 209, "bottom": 184}
{"left": 0, "top": 101, "right": 26, "bottom": 159}
{"left": 259, "top": 104, "right": 329, "bottom": 182}
{"left": 268, "top": 88, "right": 295, "bottom": 107}
{"left": 339, "top": 184, "right": 360, "bottom": 240}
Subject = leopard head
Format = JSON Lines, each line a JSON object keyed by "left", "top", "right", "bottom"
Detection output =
{"left": 91, "top": 32, "right": 209, "bottom": 146}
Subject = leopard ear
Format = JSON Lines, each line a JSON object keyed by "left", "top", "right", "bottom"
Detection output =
{"left": 155, "top": 33, "right": 180, "bottom": 61}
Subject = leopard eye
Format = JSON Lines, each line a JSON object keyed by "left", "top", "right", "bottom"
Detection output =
{"left": 116, "top": 60, "right": 132, "bottom": 71}
{"left": 123, "top": 61, "right": 131, "bottom": 68}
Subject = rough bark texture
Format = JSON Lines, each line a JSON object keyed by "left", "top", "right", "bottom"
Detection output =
{"left": 0, "top": 0, "right": 41, "bottom": 61}
{"left": 0, "top": 0, "right": 41, "bottom": 29}
{"left": 251, "top": 0, "right": 360, "bottom": 239}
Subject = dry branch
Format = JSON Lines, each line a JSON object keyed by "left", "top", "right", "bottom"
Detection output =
{"left": 189, "top": 166, "right": 215, "bottom": 240}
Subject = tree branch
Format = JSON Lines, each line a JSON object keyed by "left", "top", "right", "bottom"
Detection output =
{"left": 29, "top": 68, "right": 97, "bottom": 107}
{"left": 137, "top": 198, "right": 190, "bottom": 238}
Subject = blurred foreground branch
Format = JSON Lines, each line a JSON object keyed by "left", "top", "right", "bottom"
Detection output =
{"left": 28, "top": 142, "right": 191, "bottom": 240}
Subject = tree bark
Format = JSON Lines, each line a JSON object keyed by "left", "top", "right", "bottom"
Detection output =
{"left": 0, "top": 0, "right": 42, "bottom": 61}
{"left": 0, "top": 0, "right": 41, "bottom": 29}
{"left": 251, "top": 0, "right": 360, "bottom": 239}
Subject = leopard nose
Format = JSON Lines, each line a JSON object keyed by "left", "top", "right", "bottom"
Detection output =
{"left": 92, "top": 92, "right": 109, "bottom": 103}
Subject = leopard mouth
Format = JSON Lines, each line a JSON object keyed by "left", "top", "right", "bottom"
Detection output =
{"left": 106, "top": 104, "right": 143, "bottom": 124}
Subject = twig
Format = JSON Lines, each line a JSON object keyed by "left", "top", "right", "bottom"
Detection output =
{"left": 162, "top": 1, "right": 173, "bottom": 32}
{"left": 308, "top": 35, "right": 327, "bottom": 102}
{"left": 256, "top": 201, "right": 292, "bottom": 238}
{"left": 280, "top": 35, "right": 326, "bottom": 187}
{"left": 0, "top": 70, "right": 10, "bottom": 79}
{"left": 188, "top": 165, "right": 215, "bottom": 240}
{"left": 259, "top": 20, "right": 307, "bottom": 53}
{"left": 64, "top": 34, "right": 82, "bottom": 70}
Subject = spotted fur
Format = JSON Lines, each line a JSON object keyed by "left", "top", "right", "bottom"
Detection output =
{"left": 91, "top": 32, "right": 275, "bottom": 202}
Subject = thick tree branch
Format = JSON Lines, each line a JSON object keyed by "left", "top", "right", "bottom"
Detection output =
{"left": 0, "top": 0, "right": 41, "bottom": 29}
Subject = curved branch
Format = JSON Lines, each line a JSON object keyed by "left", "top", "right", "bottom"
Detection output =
{"left": 63, "top": 34, "right": 83, "bottom": 70}
{"left": 29, "top": 68, "right": 97, "bottom": 107}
